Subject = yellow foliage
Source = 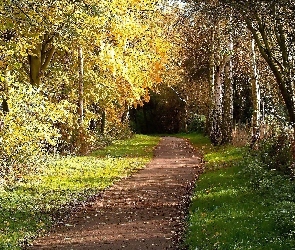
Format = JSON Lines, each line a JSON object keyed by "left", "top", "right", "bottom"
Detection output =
{"left": 0, "top": 0, "right": 178, "bottom": 173}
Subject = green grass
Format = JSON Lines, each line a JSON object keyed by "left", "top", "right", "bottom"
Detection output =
{"left": 0, "top": 134, "right": 160, "bottom": 249}
{"left": 177, "top": 133, "right": 212, "bottom": 154}
{"left": 179, "top": 133, "right": 295, "bottom": 250}
{"left": 178, "top": 133, "right": 246, "bottom": 170}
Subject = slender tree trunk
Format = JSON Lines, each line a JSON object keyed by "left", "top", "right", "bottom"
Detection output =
{"left": 211, "top": 64, "right": 224, "bottom": 145}
{"left": 77, "top": 46, "right": 85, "bottom": 153}
{"left": 244, "top": 14, "right": 295, "bottom": 164}
{"left": 209, "top": 21, "right": 224, "bottom": 145}
{"left": 121, "top": 102, "right": 130, "bottom": 123}
{"left": 206, "top": 32, "right": 215, "bottom": 136}
{"left": 29, "top": 43, "right": 42, "bottom": 86}
{"left": 78, "top": 46, "right": 84, "bottom": 125}
{"left": 250, "top": 38, "right": 261, "bottom": 147}
{"left": 208, "top": 26, "right": 217, "bottom": 140}
{"left": 101, "top": 109, "right": 106, "bottom": 135}
{"left": 222, "top": 24, "right": 234, "bottom": 144}
{"left": 244, "top": 18, "right": 295, "bottom": 126}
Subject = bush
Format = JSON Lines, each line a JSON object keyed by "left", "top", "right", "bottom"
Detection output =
{"left": 256, "top": 133, "right": 293, "bottom": 175}
{"left": 75, "top": 121, "right": 134, "bottom": 154}
{"left": 241, "top": 151, "right": 295, "bottom": 240}
{"left": 106, "top": 121, "right": 133, "bottom": 140}
{"left": 241, "top": 154, "right": 295, "bottom": 199}
{"left": 188, "top": 114, "right": 206, "bottom": 133}
{"left": 0, "top": 83, "right": 63, "bottom": 183}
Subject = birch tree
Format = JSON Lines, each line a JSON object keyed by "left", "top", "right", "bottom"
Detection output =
{"left": 250, "top": 38, "right": 261, "bottom": 145}
{"left": 222, "top": 0, "right": 295, "bottom": 130}
{"left": 222, "top": 16, "right": 233, "bottom": 144}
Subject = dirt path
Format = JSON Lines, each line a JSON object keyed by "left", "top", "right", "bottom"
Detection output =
{"left": 30, "top": 137, "right": 202, "bottom": 250}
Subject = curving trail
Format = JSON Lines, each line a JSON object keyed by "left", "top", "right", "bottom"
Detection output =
{"left": 30, "top": 137, "right": 202, "bottom": 250}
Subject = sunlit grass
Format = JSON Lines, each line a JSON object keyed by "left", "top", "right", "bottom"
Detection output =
{"left": 178, "top": 133, "right": 246, "bottom": 171}
{"left": 0, "top": 134, "right": 160, "bottom": 249}
{"left": 177, "top": 133, "right": 212, "bottom": 154}
{"left": 92, "top": 134, "right": 159, "bottom": 158}
{"left": 179, "top": 133, "right": 295, "bottom": 250}
{"left": 204, "top": 146, "right": 246, "bottom": 171}
{"left": 185, "top": 166, "right": 293, "bottom": 249}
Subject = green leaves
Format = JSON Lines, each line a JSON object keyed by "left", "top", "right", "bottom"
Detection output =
{"left": 0, "top": 0, "right": 173, "bottom": 177}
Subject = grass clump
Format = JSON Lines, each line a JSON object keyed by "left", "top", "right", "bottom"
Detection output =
{"left": 0, "top": 134, "right": 159, "bottom": 249}
{"left": 181, "top": 133, "right": 295, "bottom": 250}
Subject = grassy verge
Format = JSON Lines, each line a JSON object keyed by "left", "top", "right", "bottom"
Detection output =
{"left": 177, "top": 133, "right": 245, "bottom": 170}
{"left": 0, "top": 134, "right": 160, "bottom": 249}
{"left": 180, "top": 133, "right": 295, "bottom": 250}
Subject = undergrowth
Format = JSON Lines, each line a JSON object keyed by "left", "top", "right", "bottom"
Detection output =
{"left": 0, "top": 134, "right": 159, "bottom": 249}
{"left": 181, "top": 133, "right": 295, "bottom": 250}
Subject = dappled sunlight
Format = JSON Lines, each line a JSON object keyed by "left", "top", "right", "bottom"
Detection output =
{"left": 1, "top": 0, "right": 294, "bottom": 249}
{"left": 196, "top": 187, "right": 241, "bottom": 200}
{"left": 30, "top": 137, "right": 202, "bottom": 249}
{"left": 0, "top": 135, "right": 159, "bottom": 248}
{"left": 186, "top": 150, "right": 294, "bottom": 249}
{"left": 91, "top": 135, "right": 160, "bottom": 159}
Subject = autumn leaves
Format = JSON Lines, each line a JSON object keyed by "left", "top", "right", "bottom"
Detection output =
{"left": 0, "top": 1, "right": 173, "bottom": 173}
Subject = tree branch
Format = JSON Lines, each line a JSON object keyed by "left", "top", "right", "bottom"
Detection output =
{"left": 41, "top": 46, "right": 55, "bottom": 72}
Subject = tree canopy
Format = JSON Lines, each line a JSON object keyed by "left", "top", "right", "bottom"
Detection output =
{"left": 1, "top": 0, "right": 295, "bottom": 177}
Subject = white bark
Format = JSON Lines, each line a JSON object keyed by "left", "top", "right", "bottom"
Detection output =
{"left": 222, "top": 27, "right": 234, "bottom": 144}
{"left": 250, "top": 38, "right": 261, "bottom": 138}
{"left": 78, "top": 46, "right": 84, "bottom": 125}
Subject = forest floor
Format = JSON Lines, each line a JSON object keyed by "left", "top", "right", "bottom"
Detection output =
{"left": 29, "top": 137, "right": 203, "bottom": 250}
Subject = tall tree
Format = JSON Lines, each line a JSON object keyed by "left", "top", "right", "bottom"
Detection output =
{"left": 222, "top": 14, "right": 234, "bottom": 144}
{"left": 223, "top": 0, "right": 295, "bottom": 129}
{"left": 0, "top": 0, "right": 175, "bottom": 174}
{"left": 250, "top": 37, "right": 261, "bottom": 145}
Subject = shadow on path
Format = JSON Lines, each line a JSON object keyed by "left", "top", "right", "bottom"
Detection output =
{"left": 30, "top": 137, "right": 202, "bottom": 250}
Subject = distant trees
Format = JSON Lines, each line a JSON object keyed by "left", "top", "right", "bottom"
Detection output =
{"left": 130, "top": 86, "right": 186, "bottom": 134}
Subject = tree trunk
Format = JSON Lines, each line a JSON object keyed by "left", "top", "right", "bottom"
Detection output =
{"left": 210, "top": 64, "right": 224, "bottom": 145}
{"left": 77, "top": 46, "right": 85, "bottom": 153}
{"left": 207, "top": 27, "right": 215, "bottom": 135}
{"left": 222, "top": 65, "right": 233, "bottom": 144}
{"left": 222, "top": 23, "right": 234, "bottom": 145}
{"left": 101, "top": 109, "right": 106, "bottom": 135}
{"left": 244, "top": 17, "right": 295, "bottom": 126}
{"left": 78, "top": 46, "right": 84, "bottom": 126}
{"left": 29, "top": 43, "right": 42, "bottom": 86}
{"left": 28, "top": 34, "right": 55, "bottom": 86}
{"left": 250, "top": 38, "right": 261, "bottom": 147}
{"left": 208, "top": 20, "right": 226, "bottom": 145}
{"left": 208, "top": 26, "right": 218, "bottom": 141}
{"left": 121, "top": 102, "right": 130, "bottom": 123}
